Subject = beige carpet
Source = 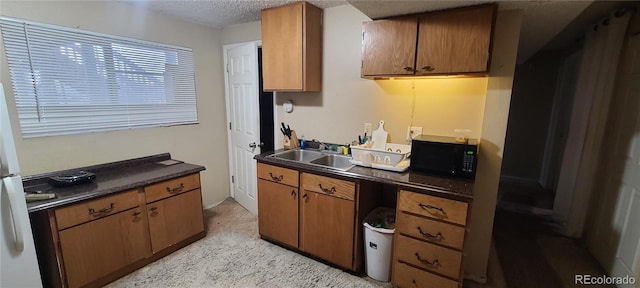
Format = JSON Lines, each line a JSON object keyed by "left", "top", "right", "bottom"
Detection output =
{"left": 107, "top": 198, "right": 392, "bottom": 288}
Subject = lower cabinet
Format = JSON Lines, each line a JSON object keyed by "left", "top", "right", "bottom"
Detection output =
{"left": 257, "top": 179, "right": 299, "bottom": 248}
{"left": 59, "top": 207, "right": 149, "bottom": 288}
{"left": 299, "top": 190, "right": 355, "bottom": 269}
{"left": 34, "top": 173, "right": 205, "bottom": 288}
{"left": 147, "top": 189, "right": 205, "bottom": 254}
{"left": 392, "top": 190, "right": 469, "bottom": 288}
{"left": 257, "top": 164, "right": 359, "bottom": 271}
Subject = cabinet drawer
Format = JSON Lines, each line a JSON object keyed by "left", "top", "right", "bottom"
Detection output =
{"left": 398, "top": 190, "right": 468, "bottom": 226}
{"left": 145, "top": 173, "right": 201, "bottom": 203}
{"left": 396, "top": 211, "right": 466, "bottom": 250}
{"left": 55, "top": 189, "right": 139, "bottom": 230}
{"left": 257, "top": 163, "right": 299, "bottom": 187}
{"left": 392, "top": 261, "right": 458, "bottom": 288}
{"left": 394, "top": 235, "right": 462, "bottom": 279}
{"left": 302, "top": 173, "right": 355, "bottom": 201}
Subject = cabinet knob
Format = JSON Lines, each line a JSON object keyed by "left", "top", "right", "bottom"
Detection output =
{"left": 422, "top": 66, "right": 435, "bottom": 72}
{"left": 403, "top": 66, "right": 415, "bottom": 72}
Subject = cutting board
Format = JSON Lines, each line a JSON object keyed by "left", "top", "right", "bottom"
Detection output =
{"left": 371, "top": 120, "right": 388, "bottom": 150}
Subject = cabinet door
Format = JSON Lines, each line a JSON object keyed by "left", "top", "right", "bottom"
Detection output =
{"left": 147, "top": 189, "right": 205, "bottom": 254}
{"left": 257, "top": 179, "right": 299, "bottom": 248}
{"left": 261, "top": 2, "right": 303, "bottom": 91}
{"left": 59, "top": 207, "right": 150, "bottom": 288}
{"left": 362, "top": 18, "right": 418, "bottom": 76}
{"left": 300, "top": 190, "right": 355, "bottom": 269}
{"left": 416, "top": 5, "right": 495, "bottom": 74}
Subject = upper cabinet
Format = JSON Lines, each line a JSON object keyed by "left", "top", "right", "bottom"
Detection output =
{"left": 362, "top": 4, "right": 497, "bottom": 78}
{"left": 261, "top": 1, "right": 323, "bottom": 92}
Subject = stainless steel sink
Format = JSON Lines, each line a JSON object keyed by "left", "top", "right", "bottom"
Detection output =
{"left": 269, "top": 149, "right": 354, "bottom": 171}
{"left": 270, "top": 149, "right": 324, "bottom": 162}
{"left": 309, "top": 154, "right": 354, "bottom": 171}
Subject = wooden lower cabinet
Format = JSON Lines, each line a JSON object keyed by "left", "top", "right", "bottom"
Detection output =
{"left": 34, "top": 172, "right": 205, "bottom": 288}
{"left": 257, "top": 179, "right": 299, "bottom": 248}
{"left": 299, "top": 190, "right": 355, "bottom": 269}
{"left": 147, "top": 188, "right": 205, "bottom": 254}
{"left": 393, "top": 190, "right": 469, "bottom": 288}
{"left": 59, "top": 207, "right": 150, "bottom": 288}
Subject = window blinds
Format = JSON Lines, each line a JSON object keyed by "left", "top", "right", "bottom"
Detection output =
{"left": 0, "top": 17, "right": 198, "bottom": 138}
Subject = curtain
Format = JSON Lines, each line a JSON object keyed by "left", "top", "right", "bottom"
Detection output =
{"left": 554, "top": 9, "right": 632, "bottom": 237}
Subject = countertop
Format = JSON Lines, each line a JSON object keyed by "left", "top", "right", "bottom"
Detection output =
{"left": 24, "top": 153, "right": 206, "bottom": 213}
{"left": 255, "top": 150, "right": 474, "bottom": 201}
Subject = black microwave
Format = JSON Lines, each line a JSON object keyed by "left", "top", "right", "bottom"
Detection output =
{"left": 409, "top": 135, "right": 478, "bottom": 179}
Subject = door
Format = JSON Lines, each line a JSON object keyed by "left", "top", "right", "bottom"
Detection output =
{"left": 257, "top": 179, "right": 298, "bottom": 248}
{"left": 587, "top": 34, "right": 640, "bottom": 285}
{"left": 225, "top": 42, "right": 260, "bottom": 215}
{"left": 361, "top": 19, "right": 417, "bottom": 76}
{"left": 299, "top": 190, "right": 355, "bottom": 269}
{"left": 59, "top": 207, "right": 149, "bottom": 288}
{"left": 147, "top": 189, "right": 205, "bottom": 254}
{"left": 416, "top": 5, "right": 494, "bottom": 74}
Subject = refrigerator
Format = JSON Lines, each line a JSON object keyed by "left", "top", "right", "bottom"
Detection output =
{"left": 0, "top": 83, "right": 43, "bottom": 287}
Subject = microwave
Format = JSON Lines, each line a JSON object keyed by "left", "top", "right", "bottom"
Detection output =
{"left": 409, "top": 135, "right": 478, "bottom": 179}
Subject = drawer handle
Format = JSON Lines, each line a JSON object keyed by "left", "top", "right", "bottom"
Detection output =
{"left": 88, "top": 203, "right": 115, "bottom": 217}
{"left": 269, "top": 172, "right": 284, "bottom": 183}
{"left": 291, "top": 190, "right": 297, "bottom": 200}
{"left": 417, "top": 227, "right": 443, "bottom": 241}
{"left": 166, "top": 183, "right": 185, "bottom": 194}
{"left": 150, "top": 207, "right": 159, "bottom": 216}
{"left": 415, "top": 252, "right": 439, "bottom": 267}
{"left": 418, "top": 203, "right": 445, "bottom": 214}
{"left": 318, "top": 184, "right": 336, "bottom": 194}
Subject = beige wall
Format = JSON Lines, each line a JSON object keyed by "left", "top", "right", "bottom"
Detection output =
{"left": 465, "top": 10, "right": 523, "bottom": 281}
{"left": 222, "top": 21, "right": 261, "bottom": 45}
{"left": 274, "top": 5, "right": 488, "bottom": 147}
{"left": 0, "top": 1, "right": 230, "bottom": 208}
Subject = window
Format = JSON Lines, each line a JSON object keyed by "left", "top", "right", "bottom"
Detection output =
{"left": 0, "top": 17, "right": 198, "bottom": 138}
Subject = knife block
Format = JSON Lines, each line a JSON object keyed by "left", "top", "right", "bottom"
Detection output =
{"left": 284, "top": 130, "right": 299, "bottom": 150}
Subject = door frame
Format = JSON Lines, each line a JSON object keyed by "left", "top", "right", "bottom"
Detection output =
{"left": 223, "top": 40, "right": 280, "bottom": 199}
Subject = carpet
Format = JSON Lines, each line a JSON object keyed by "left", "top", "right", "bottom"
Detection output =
{"left": 106, "top": 198, "right": 391, "bottom": 288}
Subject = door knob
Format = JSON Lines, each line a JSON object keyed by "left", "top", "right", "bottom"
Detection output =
{"left": 249, "top": 142, "right": 264, "bottom": 148}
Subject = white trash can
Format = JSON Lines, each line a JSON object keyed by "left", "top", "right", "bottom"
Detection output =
{"left": 363, "top": 207, "right": 396, "bottom": 282}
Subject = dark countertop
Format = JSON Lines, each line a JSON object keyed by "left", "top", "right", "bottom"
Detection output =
{"left": 24, "top": 153, "right": 206, "bottom": 213}
{"left": 255, "top": 150, "right": 474, "bottom": 201}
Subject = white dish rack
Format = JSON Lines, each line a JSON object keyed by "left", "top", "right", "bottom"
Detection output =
{"left": 350, "top": 143, "right": 411, "bottom": 172}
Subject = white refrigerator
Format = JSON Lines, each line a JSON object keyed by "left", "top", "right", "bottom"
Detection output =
{"left": 0, "top": 83, "right": 43, "bottom": 287}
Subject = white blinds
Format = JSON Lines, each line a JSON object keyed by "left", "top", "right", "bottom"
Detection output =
{"left": 0, "top": 17, "right": 198, "bottom": 138}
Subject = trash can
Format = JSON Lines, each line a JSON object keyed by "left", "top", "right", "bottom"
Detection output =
{"left": 363, "top": 207, "right": 396, "bottom": 282}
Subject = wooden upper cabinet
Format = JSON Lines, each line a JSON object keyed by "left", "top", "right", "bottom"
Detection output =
{"left": 362, "top": 18, "right": 418, "bottom": 76}
{"left": 416, "top": 5, "right": 495, "bottom": 75}
{"left": 361, "top": 4, "right": 496, "bottom": 78}
{"left": 261, "top": 1, "right": 322, "bottom": 92}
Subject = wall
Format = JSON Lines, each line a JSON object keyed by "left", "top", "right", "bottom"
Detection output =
{"left": 274, "top": 5, "right": 488, "bottom": 147}
{"left": 501, "top": 51, "right": 563, "bottom": 183}
{"left": 222, "top": 21, "right": 260, "bottom": 45}
{"left": 0, "top": 1, "right": 229, "bottom": 208}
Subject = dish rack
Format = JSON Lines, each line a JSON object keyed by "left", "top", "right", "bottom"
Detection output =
{"left": 350, "top": 143, "right": 411, "bottom": 172}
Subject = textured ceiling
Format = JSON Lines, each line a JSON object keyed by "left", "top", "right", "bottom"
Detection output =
{"left": 127, "top": 0, "right": 593, "bottom": 63}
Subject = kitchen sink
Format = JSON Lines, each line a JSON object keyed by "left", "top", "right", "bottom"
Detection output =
{"left": 309, "top": 154, "right": 354, "bottom": 170}
{"left": 270, "top": 149, "right": 324, "bottom": 162}
{"left": 269, "top": 149, "right": 354, "bottom": 171}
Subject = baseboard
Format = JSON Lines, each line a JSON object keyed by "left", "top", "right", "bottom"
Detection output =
{"left": 204, "top": 198, "right": 227, "bottom": 210}
{"left": 464, "top": 274, "right": 488, "bottom": 284}
{"left": 500, "top": 175, "right": 542, "bottom": 188}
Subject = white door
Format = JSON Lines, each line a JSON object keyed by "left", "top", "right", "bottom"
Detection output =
{"left": 225, "top": 42, "right": 260, "bottom": 215}
{"left": 587, "top": 35, "right": 640, "bottom": 286}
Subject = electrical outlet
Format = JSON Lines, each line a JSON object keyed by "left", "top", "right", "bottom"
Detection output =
{"left": 364, "top": 123, "right": 372, "bottom": 135}
{"left": 407, "top": 126, "right": 423, "bottom": 140}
